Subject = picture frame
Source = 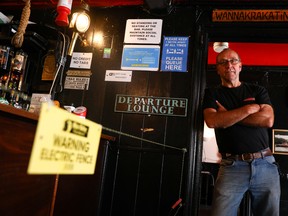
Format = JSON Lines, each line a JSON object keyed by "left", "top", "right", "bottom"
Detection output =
{"left": 272, "top": 129, "right": 288, "bottom": 155}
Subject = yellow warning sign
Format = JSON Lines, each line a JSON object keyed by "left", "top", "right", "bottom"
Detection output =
{"left": 27, "top": 103, "right": 102, "bottom": 174}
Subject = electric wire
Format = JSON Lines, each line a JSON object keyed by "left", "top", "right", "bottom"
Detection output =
{"left": 49, "top": 31, "right": 66, "bottom": 96}
{"left": 102, "top": 126, "right": 187, "bottom": 153}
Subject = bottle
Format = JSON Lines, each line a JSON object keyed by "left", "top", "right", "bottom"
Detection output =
{"left": 0, "top": 46, "right": 13, "bottom": 99}
{"left": 0, "top": 45, "right": 10, "bottom": 70}
{"left": 5, "top": 50, "right": 28, "bottom": 106}
{"left": 16, "top": 50, "right": 28, "bottom": 92}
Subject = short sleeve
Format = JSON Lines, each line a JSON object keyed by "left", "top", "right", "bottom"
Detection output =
{"left": 255, "top": 85, "right": 272, "bottom": 105}
{"left": 202, "top": 88, "right": 218, "bottom": 110}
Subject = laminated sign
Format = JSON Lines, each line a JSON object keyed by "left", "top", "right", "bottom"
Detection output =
{"left": 161, "top": 36, "right": 189, "bottom": 72}
{"left": 27, "top": 103, "right": 102, "bottom": 174}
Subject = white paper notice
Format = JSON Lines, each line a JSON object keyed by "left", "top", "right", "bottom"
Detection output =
{"left": 70, "top": 52, "right": 93, "bottom": 69}
{"left": 124, "top": 19, "right": 163, "bottom": 44}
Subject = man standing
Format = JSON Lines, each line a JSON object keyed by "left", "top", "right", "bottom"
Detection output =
{"left": 202, "top": 48, "right": 280, "bottom": 216}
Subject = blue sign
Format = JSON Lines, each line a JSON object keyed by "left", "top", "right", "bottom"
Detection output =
{"left": 161, "top": 36, "right": 189, "bottom": 72}
{"left": 121, "top": 45, "right": 160, "bottom": 71}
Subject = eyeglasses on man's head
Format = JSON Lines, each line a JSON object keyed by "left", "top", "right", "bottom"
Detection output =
{"left": 217, "top": 59, "right": 241, "bottom": 65}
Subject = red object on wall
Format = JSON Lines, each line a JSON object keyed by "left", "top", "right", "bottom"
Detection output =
{"left": 55, "top": 0, "right": 73, "bottom": 26}
{"left": 208, "top": 42, "right": 288, "bottom": 66}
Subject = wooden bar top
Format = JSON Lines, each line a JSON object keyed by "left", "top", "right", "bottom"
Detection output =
{"left": 0, "top": 103, "right": 39, "bottom": 121}
{"left": 0, "top": 103, "right": 116, "bottom": 141}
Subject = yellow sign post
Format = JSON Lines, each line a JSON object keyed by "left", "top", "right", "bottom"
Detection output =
{"left": 27, "top": 103, "right": 102, "bottom": 174}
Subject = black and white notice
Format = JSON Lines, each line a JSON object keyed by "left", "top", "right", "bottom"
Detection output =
{"left": 124, "top": 19, "right": 163, "bottom": 44}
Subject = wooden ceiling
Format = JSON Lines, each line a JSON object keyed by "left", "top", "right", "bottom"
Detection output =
{"left": 3, "top": 0, "right": 288, "bottom": 67}
{"left": 0, "top": 0, "right": 144, "bottom": 8}
{"left": 0, "top": 0, "right": 189, "bottom": 8}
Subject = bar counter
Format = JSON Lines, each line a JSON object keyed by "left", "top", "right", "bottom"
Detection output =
{"left": 0, "top": 103, "right": 116, "bottom": 216}
{"left": 0, "top": 103, "right": 55, "bottom": 216}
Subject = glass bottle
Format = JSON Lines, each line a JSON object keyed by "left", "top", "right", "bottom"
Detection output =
{"left": 5, "top": 50, "right": 28, "bottom": 106}
{"left": 0, "top": 46, "right": 13, "bottom": 99}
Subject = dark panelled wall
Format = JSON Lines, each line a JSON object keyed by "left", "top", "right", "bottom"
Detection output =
{"left": 57, "top": 6, "right": 199, "bottom": 216}
{"left": 4, "top": 2, "right": 288, "bottom": 216}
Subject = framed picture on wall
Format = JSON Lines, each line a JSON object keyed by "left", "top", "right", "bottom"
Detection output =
{"left": 272, "top": 129, "right": 288, "bottom": 155}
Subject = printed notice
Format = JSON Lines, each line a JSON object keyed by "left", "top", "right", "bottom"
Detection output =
{"left": 70, "top": 52, "right": 93, "bottom": 69}
{"left": 121, "top": 45, "right": 160, "bottom": 71}
{"left": 64, "top": 76, "right": 90, "bottom": 90}
{"left": 161, "top": 36, "right": 189, "bottom": 72}
{"left": 27, "top": 103, "right": 102, "bottom": 174}
{"left": 105, "top": 70, "right": 132, "bottom": 82}
{"left": 124, "top": 19, "right": 163, "bottom": 44}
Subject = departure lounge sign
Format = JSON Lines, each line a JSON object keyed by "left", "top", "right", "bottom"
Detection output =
{"left": 213, "top": 10, "right": 288, "bottom": 22}
{"left": 114, "top": 94, "right": 188, "bottom": 117}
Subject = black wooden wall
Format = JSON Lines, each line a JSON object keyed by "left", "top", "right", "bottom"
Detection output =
{"left": 56, "top": 6, "right": 199, "bottom": 216}
{"left": 3, "top": 2, "right": 288, "bottom": 216}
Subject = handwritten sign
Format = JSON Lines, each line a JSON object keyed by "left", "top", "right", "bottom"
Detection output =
{"left": 124, "top": 19, "right": 163, "bottom": 44}
{"left": 70, "top": 52, "right": 93, "bottom": 69}
{"left": 28, "top": 103, "right": 102, "bottom": 174}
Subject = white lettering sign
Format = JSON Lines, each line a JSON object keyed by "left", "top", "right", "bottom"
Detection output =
{"left": 114, "top": 94, "right": 188, "bottom": 117}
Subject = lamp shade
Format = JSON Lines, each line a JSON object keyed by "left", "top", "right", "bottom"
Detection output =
{"left": 71, "top": 12, "right": 90, "bottom": 33}
{"left": 213, "top": 42, "right": 229, "bottom": 53}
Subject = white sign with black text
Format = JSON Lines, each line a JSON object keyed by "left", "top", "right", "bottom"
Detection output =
{"left": 105, "top": 70, "right": 132, "bottom": 82}
{"left": 124, "top": 19, "right": 163, "bottom": 44}
{"left": 64, "top": 76, "right": 90, "bottom": 90}
{"left": 70, "top": 52, "right": 93, "bottom": 69}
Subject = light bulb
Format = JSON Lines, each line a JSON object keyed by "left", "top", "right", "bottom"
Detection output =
{"left": 75, "top": 12, "right": 90, "bottom": 33}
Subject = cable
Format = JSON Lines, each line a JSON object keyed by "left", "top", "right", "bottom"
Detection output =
{"left": 102, "top": 126, "right": 187, "bottom": 153}
{"left": 49, "top": 31, "right": 67, "bottom": 96}
{"left": 168, "top": 198, "right": 183, "bottom": 216}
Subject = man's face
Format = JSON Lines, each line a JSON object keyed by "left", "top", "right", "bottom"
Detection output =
{"left": 216, "top": 50, "right": 242, "bottom": 84}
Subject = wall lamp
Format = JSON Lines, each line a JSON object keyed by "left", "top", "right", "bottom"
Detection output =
{"left": 67, "top": 1, "right": 91, "bottom": 56}
{"left": 213, "top": 42, "right": 229, "bottom": 53}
